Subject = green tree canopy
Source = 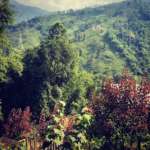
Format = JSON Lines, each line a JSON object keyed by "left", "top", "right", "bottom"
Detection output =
{"left": 0, "top": 0, "right": 23, "bottom": 83}
{"left": 22, "top": 23, "right": 77, "bottom": 116}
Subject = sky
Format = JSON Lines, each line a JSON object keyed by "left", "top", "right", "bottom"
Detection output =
{"left": 15, "top": 0, "right": 125, "bottom": 11}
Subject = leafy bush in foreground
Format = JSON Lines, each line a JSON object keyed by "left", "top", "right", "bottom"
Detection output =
{"left": 4, "top": 107, "right": 32, "bottom": 140}
{"left": 38, "top": 101, "right": 94, "bottom": 149}
{"left": 91, "top": 70, "right": 150, "bottom": 149}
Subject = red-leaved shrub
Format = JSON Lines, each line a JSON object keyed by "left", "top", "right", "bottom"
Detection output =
{"left": 4, "top": 107, "right": 32, "bottom": 139}
{"left": 92, "top": 71, "right": 150, "bottom": 148}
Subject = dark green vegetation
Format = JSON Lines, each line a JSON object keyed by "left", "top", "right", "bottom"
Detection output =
{"left": 0, "top": 0, "right": 150, "bottom": 149}
{"left": 0, "top": 0, "right": 23, "bottom": 83}
{"left": 1, "top": 22, "right": 93, "bottom": 118}
{"left": 0, "top": 1, "right": 94, "bottom": 143}
{"left": 8, "top": 0, "right": 150, "bottom": 78}
{"left": 0, "top": 0, "right": 93, "bottom": 118}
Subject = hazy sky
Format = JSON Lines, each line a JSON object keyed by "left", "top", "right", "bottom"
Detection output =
{"left": 15, "top": 0, "right": 125, "bottom": 11}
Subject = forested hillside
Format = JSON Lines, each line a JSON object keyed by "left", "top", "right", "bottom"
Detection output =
{"left": 8, "top": 0, "right": 150, "bottom": 78}
{"left": 0, "top": 0, "right": 150, "bottom": 149}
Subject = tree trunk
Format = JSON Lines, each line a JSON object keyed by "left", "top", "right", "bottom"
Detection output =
{"left": 137, "top": 136, "right": 141, "bottom": 150}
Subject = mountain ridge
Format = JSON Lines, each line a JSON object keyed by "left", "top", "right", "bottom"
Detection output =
{"left": 14, "top": 0, "right": 126, "bottom": 12}
{"left": 10, "top": 0, "right": 50, "bottom": 23}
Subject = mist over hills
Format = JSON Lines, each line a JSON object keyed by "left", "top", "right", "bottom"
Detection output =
{"left": 10, "top": 0, "right": 126, "bottom": 23}
{"left": 14, "top": 0, "right": 125, "bottom": 12}
{"left": 10, "top": 0, "right": 50, "bottom": 23}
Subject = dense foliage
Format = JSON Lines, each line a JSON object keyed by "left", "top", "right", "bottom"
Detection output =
{"left": 0, "top": 0, "right": 23, "bottom": 122}
{"left": 0, "top": 22, "right": 93, "bottom": 119}
{"left": 0, "top": 72, "right": 150, "bottom": 150}
{"left": 4, "top": 107, "right": 32, "bottom": 140}
{"left": 0, "top": 0, "right": 150, "bottom": 149}
{"left": 39, "top": 101, "right": 93, "bottom": 149}
{"left": 91, "top": 70, "right": 150, "bottom": 149}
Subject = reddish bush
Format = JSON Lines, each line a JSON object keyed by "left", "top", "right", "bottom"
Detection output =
{"left": 4, "top": 107, "right": 32, "bottom": 139}
{"left": 92, "top": 71, "right": 150, "bottom": 148}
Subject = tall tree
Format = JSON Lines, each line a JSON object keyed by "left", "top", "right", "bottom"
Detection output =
{"left": 1, "top": 23, "right": 93, "bottom": 119}
{"left": 11, "top": 23, "right": 77, "bottom": 117}
{"left": 25, "top": 23, "right": 77, "bottom": 116}
{"left": 0, "top": 0, "right": 23, "bottom": 119}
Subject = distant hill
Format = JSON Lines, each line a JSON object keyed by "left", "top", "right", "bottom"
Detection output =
{"left": 10, "top": 0, "right": 50, "bottom": 23}
{"left": 8, "top": 0, "right": 150, "bottom": 77}
{"left": 12, "top": 0, "right": 125, "bottom": 12}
